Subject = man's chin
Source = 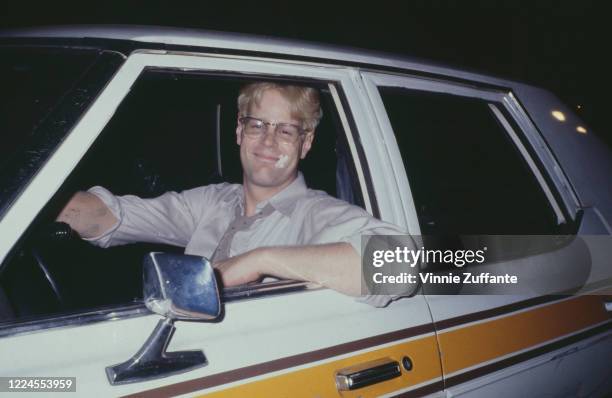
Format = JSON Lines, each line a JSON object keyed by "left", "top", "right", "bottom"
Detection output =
{"left": 250, "top": 177, "right": 284, "bottom": 188}
{"left": 246, "top": 171, "right": 295, "bottom": 189}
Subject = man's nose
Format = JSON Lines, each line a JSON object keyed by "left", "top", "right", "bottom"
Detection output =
{"left": 261, "top": 125, "right": 278, "bottom": 146}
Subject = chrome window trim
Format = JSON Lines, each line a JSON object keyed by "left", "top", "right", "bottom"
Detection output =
{"left": 0, "top": 303, "right": 150, "bottom": 339}
{"left": 503, "top": 92, "right": 582, "bottom": 218}
{"left": 0, "top": 280, "right": 323, "bottom": 338}
{"left": 223, "top": 280, "right": 322, "bottom": 302}
{"left": 489, "top": 103, "right": 565, "bottom": 224}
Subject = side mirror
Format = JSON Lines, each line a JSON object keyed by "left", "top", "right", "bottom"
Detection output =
{"left": 143, "top": 252, "right": 221, "bottom": 320}
{"left": 106, "top": 253, "right": 221, "bottom": 385}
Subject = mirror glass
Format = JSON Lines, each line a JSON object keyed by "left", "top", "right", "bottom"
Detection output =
{"left": 143, "top": 252, "right": 220, "bottom": 320}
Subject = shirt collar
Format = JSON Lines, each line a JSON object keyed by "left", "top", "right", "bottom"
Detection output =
{"left": 264, "top": 172, "right": 309, "bottom": 217}
{"left": 223, "top": 172, "right": 308, "bottom": 217}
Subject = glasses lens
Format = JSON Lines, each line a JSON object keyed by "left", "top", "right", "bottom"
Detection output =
{"left": 243, "top": 117, "right": 263, "bottom": 135}
{"left": 246, "top": 118, "right": 262, "bottom": 129}
{"left": 276, "top": 124, "right": 300, "bottom": 143}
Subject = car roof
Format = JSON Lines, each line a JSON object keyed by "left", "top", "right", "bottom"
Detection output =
{"left": 0, "top": 25, "right": 522, "bottom": 89}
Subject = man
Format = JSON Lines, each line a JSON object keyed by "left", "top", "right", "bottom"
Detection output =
{"left": 57, "top": 82, "right": 405, "bottom": 306}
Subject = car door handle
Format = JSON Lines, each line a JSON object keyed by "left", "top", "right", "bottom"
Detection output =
{"left": 335, "top": 358, "right": 401, "bottom": 391}
{"left": 605, "top": 300, "right": 612, "bottom": 313}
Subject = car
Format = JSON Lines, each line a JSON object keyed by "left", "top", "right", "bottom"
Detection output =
{"left": 0, "top": 26, "right": 611, "bottom": 397}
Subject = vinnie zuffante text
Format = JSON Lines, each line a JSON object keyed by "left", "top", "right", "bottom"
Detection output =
{"left": 370, "top": 246, "right": 519, "bottom": 285}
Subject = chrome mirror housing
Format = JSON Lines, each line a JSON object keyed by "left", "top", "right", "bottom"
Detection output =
{"left": 106, "top": 252, "right": 221, "bottom": 385}
{"left": 143, "top": 252, "right": 221, "bottom": 320}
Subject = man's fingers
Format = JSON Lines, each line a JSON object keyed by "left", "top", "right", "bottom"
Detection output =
{"left": 213, "top": 252, "right": 261, "bottom": 286}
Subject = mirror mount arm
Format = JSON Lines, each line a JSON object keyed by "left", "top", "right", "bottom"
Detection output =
{"left": 105, "top": 317, "right": 207, "bottom": 385}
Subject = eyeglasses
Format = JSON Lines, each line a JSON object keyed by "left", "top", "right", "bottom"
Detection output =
{"left": 239, "top": 116, "right": 307, "bottom": 144}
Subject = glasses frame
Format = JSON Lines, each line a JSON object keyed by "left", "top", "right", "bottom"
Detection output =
{"left": 239, "top": 116, "right": 308, "bottom": 144}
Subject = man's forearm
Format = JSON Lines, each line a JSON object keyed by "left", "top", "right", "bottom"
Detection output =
{"left": 56, "top": 191, "right": 118, "bottom": 238}
{"left": 259, "top": 243, "right": 362, "bottom": 296}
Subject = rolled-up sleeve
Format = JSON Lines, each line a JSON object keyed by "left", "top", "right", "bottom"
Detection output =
{"left": 86, "top": 185, "right": 210, "bottom": 248}
{"left": 304, "top": 197, "right": 410, "bottom": 308}
{"left": 305, "top": 197, "right": 406, "bottom": 253}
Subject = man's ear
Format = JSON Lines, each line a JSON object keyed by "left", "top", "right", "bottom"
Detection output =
{"left": 236, "top": 115, "right": 243, "bottom": 146}
{"left": 299, "top": 131, "right": 315, "bottom": 159}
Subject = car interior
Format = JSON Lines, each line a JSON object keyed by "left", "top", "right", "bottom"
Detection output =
{"left": 0, "top": 72, "right": 365, "bottom": 323}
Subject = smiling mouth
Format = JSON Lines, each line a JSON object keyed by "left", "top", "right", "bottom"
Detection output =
{"left": 254, "top": 153, "right": 279, "bottom": 163}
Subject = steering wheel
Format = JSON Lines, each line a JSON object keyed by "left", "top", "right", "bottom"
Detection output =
{"left": 29, "top": 221, "right": 76, "bottom": 306}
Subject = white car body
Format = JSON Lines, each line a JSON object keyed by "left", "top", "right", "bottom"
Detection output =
{"left": 0, "top": 26, "right": 611, "bottom": 397}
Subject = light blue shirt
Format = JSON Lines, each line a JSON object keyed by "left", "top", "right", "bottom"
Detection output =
{"left": 89, "top": 173, "right": 406, "bottom": 306}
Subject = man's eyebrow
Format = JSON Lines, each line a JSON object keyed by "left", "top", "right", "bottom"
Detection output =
{"left": 248, "top": 115, "right": 301, "bottom": 125}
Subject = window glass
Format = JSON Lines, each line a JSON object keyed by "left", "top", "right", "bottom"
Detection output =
{"left": 379, "top": 87, "right": 559, "bottom": 235}
{"left": 0, "top": 47, "right": 98, "bottom": 173}
{"left": 0, "top": 71, "right": 358, "bottom": 323}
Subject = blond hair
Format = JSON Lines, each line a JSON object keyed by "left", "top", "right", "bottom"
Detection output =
{"left": 238, "top": 82, "right": 323, "bottom": 131}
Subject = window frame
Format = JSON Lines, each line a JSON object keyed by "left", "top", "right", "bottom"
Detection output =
{"left": 0, "top": 50, "right": 390, "bottom": 336}
{"left": 360, "top": 71, "right": 579, "bottom": 235}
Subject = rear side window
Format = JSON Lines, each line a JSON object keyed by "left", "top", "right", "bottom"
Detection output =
{"left": 379, "top": 87, "right": 559, "bottom": 235}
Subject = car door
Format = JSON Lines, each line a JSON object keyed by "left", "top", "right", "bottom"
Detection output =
{"left": 0, "top": 50, "right": 443, "bottom": 397}
{"left": 360, "top": 71, "right": 612, "bottom": 397}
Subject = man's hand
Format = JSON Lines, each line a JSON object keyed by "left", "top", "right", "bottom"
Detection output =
{"left": 213, "top": 248, "right": 267, "bottom": 287}
{"left": 56, "top": 192, "right": 117, "bottom": 239}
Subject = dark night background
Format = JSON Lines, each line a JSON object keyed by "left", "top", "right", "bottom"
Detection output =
{"left": 2, "top": 0, "right": 609, "bottom": 147}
